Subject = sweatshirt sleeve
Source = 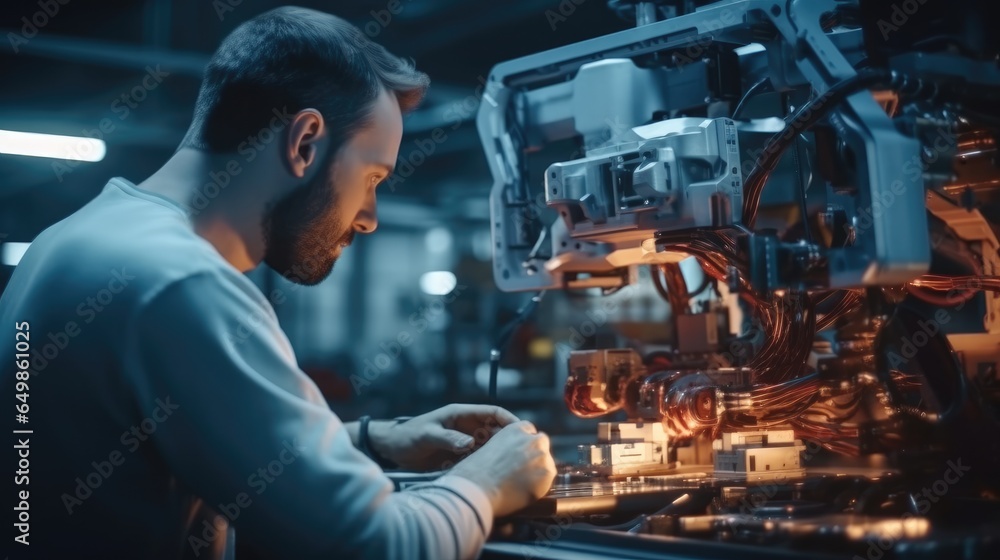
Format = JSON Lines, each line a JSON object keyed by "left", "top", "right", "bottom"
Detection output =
{"left": 120, "top": 270, "right": 493, "bottom": 559}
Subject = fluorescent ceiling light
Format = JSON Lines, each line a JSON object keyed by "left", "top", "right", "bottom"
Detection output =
{"left": 0, "top": 129, "right": 106, "bottom": 162}
{"left": 1, "top": 242, "right": 31, "bottom": 266}
{"left": 419, "top": 271, "right": 457, "bottom": 296}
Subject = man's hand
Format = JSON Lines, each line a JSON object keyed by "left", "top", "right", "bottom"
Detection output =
{"left": 450, "top": 421, "right": 557, "bottom": 517}
{"left": 368, "top": 403, "right": 519, "bottom": 471}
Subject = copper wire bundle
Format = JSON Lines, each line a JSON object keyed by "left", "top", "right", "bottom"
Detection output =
{"left": 909, "top": 274, "right": 1000, "bottom": 292}
{"left": 654, "top": 263, "right": 693, "bottom": 315}
{"left": 651, "top": 230, "right": 869, "bottom": 451}
{"left": 815, "top": 290, "right": 864, "bottom": 332}
{"left": 648, "top": 208, "right": 998, "bottom": 453}
{"left": 643, "top": 68, "right": 1000, "bottom": 453}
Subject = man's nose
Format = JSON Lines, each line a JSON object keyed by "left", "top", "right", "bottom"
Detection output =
{"left": 353, "top": 192, "right": 378, "bottom": 234}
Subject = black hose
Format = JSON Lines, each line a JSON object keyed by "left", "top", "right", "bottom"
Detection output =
{"left": 650, "top": 265, "right": 672, "bottom": 304}
{"left": 744, "top": 68, "right": 895, "bottom": 227}
{"left": 732, "top": 77, "right": 773, "bottom": 120}
{"left": 875, "top": 305, "right": 967, "bottom": 425}
{"left": 489, "top": 291, "right": 546, "bottom": 401}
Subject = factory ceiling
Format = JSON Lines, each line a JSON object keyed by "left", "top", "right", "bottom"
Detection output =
{"left": 0, "top": 0, "right": 627, "bottom": 242}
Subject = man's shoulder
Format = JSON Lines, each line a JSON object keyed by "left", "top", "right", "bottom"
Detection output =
{"left": 10, "top": 181, "right": 249, "bottom": 310}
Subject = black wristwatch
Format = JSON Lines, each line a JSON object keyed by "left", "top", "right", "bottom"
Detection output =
{"left": 358, "top": 415, "right": 409, "bottom": 469}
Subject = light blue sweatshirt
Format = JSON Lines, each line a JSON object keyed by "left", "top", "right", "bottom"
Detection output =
{"left": 0, "top": 177, "right": 492, "bottom": 559}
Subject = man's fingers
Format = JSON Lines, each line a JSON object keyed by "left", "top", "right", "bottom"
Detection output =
{"left": 487, "top": 405, "right": 520, "bottom": 426}
{"left": 431, "top": 427, "right": 475, "bottom": 451}
{"left": 445, "top": 403, "right": 520, "bottom": 426}
{"left": 509, "top": 420, "right": 537, "bottom": 435}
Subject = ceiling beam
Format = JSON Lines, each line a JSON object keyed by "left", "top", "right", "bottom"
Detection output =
{"left": 1, "top": 30, "right": 207, "bottom": 76}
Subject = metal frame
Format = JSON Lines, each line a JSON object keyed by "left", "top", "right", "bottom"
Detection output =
{"left": 478, "top": 0, "right": 929, "bottom": 291}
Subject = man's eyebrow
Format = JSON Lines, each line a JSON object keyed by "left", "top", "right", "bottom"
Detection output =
{"left": 370, "top": 162, "right": 395, "bottom": 175}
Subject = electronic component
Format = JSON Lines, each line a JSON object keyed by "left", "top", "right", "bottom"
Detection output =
{"left": 479, "top": 0, "right": 1000, "bottom": 557}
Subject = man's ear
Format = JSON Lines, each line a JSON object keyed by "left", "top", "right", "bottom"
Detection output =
{"left": 285, "top": 109, "right": 326, "bottom": 179}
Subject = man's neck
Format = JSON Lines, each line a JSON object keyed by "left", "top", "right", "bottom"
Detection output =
{"left": 136, "top": 148, "right": 265, "bottom": 272}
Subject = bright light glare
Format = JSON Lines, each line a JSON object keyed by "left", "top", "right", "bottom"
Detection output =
{"left": 419, "top": 271, "right": 457, "bottom": 295}
{"left": 1, "top": 242, "right": 31, "bottom": 266}
{"left": 0, "top": 129, "right": 106, "bottom": 162}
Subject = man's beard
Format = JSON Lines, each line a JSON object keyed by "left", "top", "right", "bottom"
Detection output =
{"left": 261, "top": 171, "right": 354, "bottom": 286}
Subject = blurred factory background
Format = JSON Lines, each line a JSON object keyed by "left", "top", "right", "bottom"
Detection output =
{"left": 0, "top": 0, "right": 670, "bottom": 449}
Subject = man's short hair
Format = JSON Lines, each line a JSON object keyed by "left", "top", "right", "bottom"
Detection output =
{"left": 181, "top": 6, "right": 429, "bottom": 155}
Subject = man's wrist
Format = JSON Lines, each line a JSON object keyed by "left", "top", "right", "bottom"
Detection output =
{"left": 367, "top": 419, "right": 396, "bottom": 465}
{"left": 345, "top": 420, "right": 362, "bottom": 448}
{"left": 449, "top": 463, "right": 500, "bottom": 514}
{"left": 352, "top": 416, "right": 397, "bottom": 469}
